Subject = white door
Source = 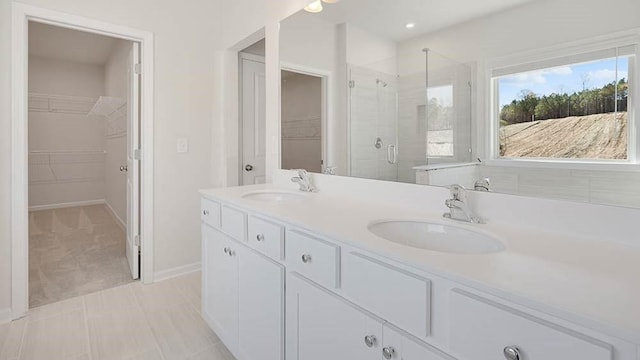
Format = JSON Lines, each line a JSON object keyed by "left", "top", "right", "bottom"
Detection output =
{"left": 241, "top": 55, "right": 266, "bottom": 184}
{"left": 126, "top": 42, "right": 140, "bottom": 280}
{"left": 238, "top": 248, "right": 284, "bottom": 360}
{"left": 286, "top": 273, "right": 382, "bottom": 360}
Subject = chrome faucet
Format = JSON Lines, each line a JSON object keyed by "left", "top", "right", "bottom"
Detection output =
{"left": 291, "top": 169, "right": 316, "bottom": 192}
{"left": 474, "top": 177, "right": 491, "bottom": 192}
{"left": 443, "top": 184, "right": 483, "bottom": 224}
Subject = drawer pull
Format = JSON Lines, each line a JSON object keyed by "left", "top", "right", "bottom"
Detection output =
{"left": 363, "top": 335, "right": 376, "bottom": 348}
{"left": 382, "top": 346, "right": 395, "bottom": 359}
{"left": 203, "top": 209, "right": 209, "bottom": 215}
{"left": 256, "top": 234, "right": 265, "bottom": 242}
{"left": 503, "top": 346, "right": 521, "bottom": 360}
{"left": 301, "top": 254, "right": 312, "bottom": 263}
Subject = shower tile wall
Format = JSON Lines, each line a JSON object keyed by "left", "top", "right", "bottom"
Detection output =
{"left": 349, "top": 66, "right": 398, "bottom": 181}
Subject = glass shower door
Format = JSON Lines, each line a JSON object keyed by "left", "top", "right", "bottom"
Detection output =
{"left": 348, "top": 64, "right": 399, "bottom": 181}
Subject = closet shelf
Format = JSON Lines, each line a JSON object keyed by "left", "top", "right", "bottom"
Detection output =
{"left": 89, "top": 96, "right": 126, "bottom": 117}
{"left": 28, "top": 93, "right": 98, "bottom": 115}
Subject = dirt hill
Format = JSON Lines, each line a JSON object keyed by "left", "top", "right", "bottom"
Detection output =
{"left": 499, "top": 112, "right": 627, "bottom": 159}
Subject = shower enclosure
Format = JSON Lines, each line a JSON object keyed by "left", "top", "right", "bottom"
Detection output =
{"left": 347, "top": 49, "right": 473, "bottom": 184}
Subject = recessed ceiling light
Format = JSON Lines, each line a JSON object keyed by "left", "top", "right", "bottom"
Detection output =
{"left": 304, "top": 0, "right": 323, "bottom": 13}
{"left": 405, "top": 23, "right": 416, "bottom": 29}
{"left": 322, "top": 0, "right": 340, "bottom": 3}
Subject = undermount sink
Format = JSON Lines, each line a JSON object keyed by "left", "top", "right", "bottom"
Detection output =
{"left": 241, "top": 190, "right": 306, "bottom": 202}
{"left": 368, "top": 220, "right": 505, "bottom": 254}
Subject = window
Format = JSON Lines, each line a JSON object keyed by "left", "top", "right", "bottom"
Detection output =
{"left": 491, "top": 42, "right": 637, "bottom": 162}
{"left": 425, "top": 84, "right": 454, "bottom": 157}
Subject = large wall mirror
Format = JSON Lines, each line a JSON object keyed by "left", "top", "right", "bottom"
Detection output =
{"left": 279, "top": 0, "right": 640, "bottom": 208}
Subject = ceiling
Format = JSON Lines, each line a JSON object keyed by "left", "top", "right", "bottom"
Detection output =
{"left": 312, "top": 0, "right": 538, "bottom": 41}
{"left": 29, "top": 22, "right": 119, "bottom": 65}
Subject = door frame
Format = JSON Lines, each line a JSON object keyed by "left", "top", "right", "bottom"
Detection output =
{"left": 280, "top": 63, "right": 330, "bottom": 173}
{"left": 10, "top": 3, "right": 155, "bottom": 318}
{"left": 239, "top": 52, "right": 266, "bottom": 185}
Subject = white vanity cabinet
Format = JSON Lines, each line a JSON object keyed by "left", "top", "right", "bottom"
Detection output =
{"left": 202, "top": 224, "right": 238, "bottom": 350}
{"left": 200, "top": 194, "right": 638, "bottom": 360}
{"left": 285, "top": 273, "right": 382, "bottom": 360}
{"left": 202, "top": 212, "right": 284, "bottom": 360}
{"left": 286, "top": 273, "right": 451, "bottom": 360}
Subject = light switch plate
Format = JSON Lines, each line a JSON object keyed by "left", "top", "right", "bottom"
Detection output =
{"left": 177, "top": 138, "right": 189, "bottom": 153}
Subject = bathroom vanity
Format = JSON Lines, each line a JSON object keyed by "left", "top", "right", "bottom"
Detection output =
{"left": 199, "top": 173, "right": 640, "bottom": 360}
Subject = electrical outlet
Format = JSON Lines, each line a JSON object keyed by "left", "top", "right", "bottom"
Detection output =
{"left": 177, "top": 138, "right": 189, "bottom": 153}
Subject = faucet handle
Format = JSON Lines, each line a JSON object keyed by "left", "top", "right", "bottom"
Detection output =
{"left": 293, "top": 169, "right": 308, "bottom": 178}
{"left": 448, "top": 184, "right": 466, "bottom": 200}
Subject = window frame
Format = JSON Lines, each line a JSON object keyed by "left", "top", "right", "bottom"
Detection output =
{"left": 485, "top": 31, "right": 640, "bottom": 171}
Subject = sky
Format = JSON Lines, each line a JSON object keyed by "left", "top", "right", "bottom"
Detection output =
{"left": 498, "top": 56, "right": 630, "bottom": 107}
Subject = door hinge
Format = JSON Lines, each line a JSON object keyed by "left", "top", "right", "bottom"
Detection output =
{"left": 134, "top": 149, "right": 142, "bottom": 160}
{"left": 134, "top": 234, "right": 141, "bottom": 247}
{"left": 349, "top": 80, "right": 356, "bottom": 88}
{"left": 134, "top": 63, "right": 141, "bottom": 75}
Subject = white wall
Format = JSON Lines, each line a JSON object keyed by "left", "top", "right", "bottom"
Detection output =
{"left": 0, "top": 0, "right": 11, "bottom": 320}
{"left": 280, "top": 13, "right": 345, "bottom": 174}
{"left": 1, "top": 0, "right": 222, "bottom": 318}
{"left": 104, "top": 40, "right": 130, "bottom": 224}
{"left": 28, "top": 56, "right": 106, "bottom": 208}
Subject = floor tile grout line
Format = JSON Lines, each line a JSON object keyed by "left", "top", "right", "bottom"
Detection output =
{"left": 15, "top": 317, "right": 28, "bottom": 360}
{"left": 81, "top": 296, "right": 93, "bottom": 360}
{"left": 130, "top": 283, "right": 168, "bottom": 360}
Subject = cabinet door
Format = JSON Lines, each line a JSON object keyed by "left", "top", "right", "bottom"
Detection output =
{"left": 381, "top": 325, "right": 453, "bottom": 360}
{"left": 238, "top": 247, "right": 285, "bottom": 360}
{"left": 286, "top": 273, "right": 382, "bottom": 360}
{"left": 202, "top": 226, "right": 239, "bottom": 351}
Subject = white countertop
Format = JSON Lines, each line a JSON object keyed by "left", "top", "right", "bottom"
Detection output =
{"left": 200, "top": 184, "right": 640, "bottom": 344}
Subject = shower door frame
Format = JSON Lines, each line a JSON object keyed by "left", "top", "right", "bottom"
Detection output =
{"left": 10, "top": 3, "right": 155, "bottom": 320}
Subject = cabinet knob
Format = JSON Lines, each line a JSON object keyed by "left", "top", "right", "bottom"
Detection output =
{"left": 228, "top": 249, "right": 235, "bottom": 257}
{"left": 503, "top": 346, "right": 521, "bottom": 360}
{"left": 301, "top": 254, "right": 312, "bottom": 263}
{"left": 363, "top": 335, "right": 376, "bottom": 348}
{"left": 203, "top": 209, "right": 209, "bottom": 216}
{"left": 223, "top": 247, "right": 229, "bottom": 254}
{"left": 382, "top": 346, "right": 395, "bottom": 359}
{"left": 256, "top": 234, "right": 264, "bottom": 242}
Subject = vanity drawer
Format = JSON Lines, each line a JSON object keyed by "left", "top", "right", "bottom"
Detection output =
{"left": 449, "top": 289, "right": 613, "bottom": 360}
{"left": 342, "top": 252, "right": 431, "bottom": 338}
{"left": 201, "top": 198, "right": 221, "bottom": 228}
{"left": 247, "top": 216, "right": 284, "bottom": 261}
{"left": 221, "top": 205, "right": 247, "bottom": 242}
{"left": 285, "top": 230, "right": 340, "bottom": 288}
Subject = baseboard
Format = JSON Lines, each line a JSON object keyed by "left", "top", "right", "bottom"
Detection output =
{"left": 28, "top": 199, "right": 105, "bottom": 212}
{"left": 0, "top": 307, "right": 14, "bottom": 325}
{"left": 154, "top": 262, "right": 201, "bottom": 282}
{"left": 104, "top": 200, "right": 126, "bottom": 231}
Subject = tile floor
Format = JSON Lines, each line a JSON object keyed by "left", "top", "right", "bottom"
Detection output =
{"left": 29, "top": 205, "right": 134, "bottom": 307}
{"left": 0, "top": 272, "right": 234, "bottom": 360}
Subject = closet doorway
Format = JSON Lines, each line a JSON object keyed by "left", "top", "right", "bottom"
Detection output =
{"left": 25, "top": 22, "right": 140, "bottom": 308}
{"left": 280, "top": 69, "right": 325, "bottom": 173}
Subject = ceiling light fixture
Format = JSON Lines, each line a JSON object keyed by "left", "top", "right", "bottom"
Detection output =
{"left": 304, "top": 0, "right": 323, "bottom": 13}
{"left": 304, "top": 0, "right": 340, "bottom": 13}
{"left": 405, "top": 23, "right": 416, "bottom": 29}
